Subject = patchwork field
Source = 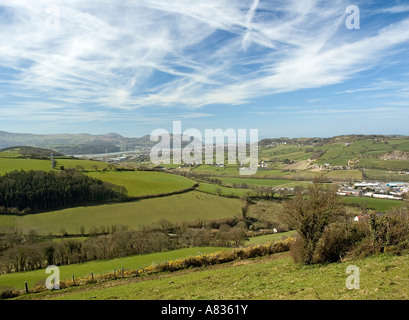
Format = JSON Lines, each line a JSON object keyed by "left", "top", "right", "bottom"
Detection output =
{"left": 1, "top": 191, "right": 243, "bottom": 235}
{"left": 197, "top": 182, "right": 249, "bottom": 197}
{"left": 0, "top": 233, "right": 293, "bottom": 291}
{"left": 17, "top": 251, "right": 409, "bottom": 300}
{"left": 212, "top": 177, "right": 311, "bottom": 188}
{"left": 0, "top": 158, "right": 54, "bottom": 174}
{"left": 341, "top": 196, "right": 404, "bottom": 213}
{"left": 87, "top": 171, "right": 195, "bottom": 197}
{"left": 364, "top": 168, "right": 409, "bottom": 181}
{"left": 0, "top": 156, "right": 110, "bottom": 175}
{"left": 0, "top": 246, "right": 228, "bottom": 290}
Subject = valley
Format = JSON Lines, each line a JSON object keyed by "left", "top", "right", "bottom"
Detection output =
{"left": 1, "top": 134, "right": 409, "bottom": 301}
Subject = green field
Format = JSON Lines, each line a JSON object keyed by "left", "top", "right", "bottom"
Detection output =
{"left": 0, "top": 191, "right": 243, "bottom": 235}
{"left": 258, "top": 137, "right": 409, "bottom": 174}
{"left": 246, "top": 231, "right": 295, "bottom": 245}
{"left": 87, "top": 171, "right": 195, "bottom": 197}
{"left": 0, "top": 247, "right": 227, "bottom": 290}
{"left": 0, "top": 232, "right": 293, "bottom": 291}
{"left": 341, "top": 196, "right": 404, "bottom": 212}
{"left": 0, "top": 157, "right": 110, "bottom": 175}
{"left": 0, "top": 151, "right": 22, "bottom": 158}
{"left": 0, "top": 158, "right": 54, "bottom": 174}
{"left": 364, "top": 169, "right": 409, "bottom": 181}
{"left": 18, "top": 251, "right": 409, "bottom": 300}
{"left": 212, "top": 177, "right": 311, "bottom": 188}
{"left": 0, "top": 215, "right": 16, "bottom": 234}
{"left": 191, "top": 164, "right": 241, "bottom": 176}
{"left": 259, "top": 145, "right": 312, "bottom": 162}
{"left": 357, "top": 158, "right": 409, "bottom": 171}
{"left": 197, "top": 182, "right": 248, "bottom": 197}
{"left": 321, "top": 170, "right": 363, "bottom": 180}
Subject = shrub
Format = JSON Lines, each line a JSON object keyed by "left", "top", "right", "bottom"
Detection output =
{"left": 347, "top": 236, "right": 379, "bottom": 259}
{"left": 312, "top": 222, "right": 369, "bottom": 263}
{"left": 384, "top": 206, "right": 409, "bottom": 250}
{"left": 348, "top": 205, "right": 409, "bottom": 258}
{"left": 280, "top": 179, "right": 346, "bottom": 265}
{"left": 0, "top": 288, "right": 20, "bottom": 299}
{"left": 289, "top": 236, "right": 306, "bottom": 264}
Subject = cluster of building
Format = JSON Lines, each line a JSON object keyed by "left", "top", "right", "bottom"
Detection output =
{"left": 337, "top": 181, "right": 409, "bottom": 200}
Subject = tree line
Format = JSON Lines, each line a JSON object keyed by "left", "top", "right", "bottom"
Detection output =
{"left": 0, "top": 169, "right": 127, "bottom": 213}
{"left": 0, "top": 218, "right": 248, "bottom": 274}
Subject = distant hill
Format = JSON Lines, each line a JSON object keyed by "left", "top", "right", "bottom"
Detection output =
{"left": 2, "top": 130, "right": 408, "bottom": 157}
{"left": 258, "top": 134, "right": 407, "bottom": 147}
{"left": 0, "top": 130, "right": 202, "bottom": 155}
{"left": 0, "top": 130, "right": 156, "bottom": 155}
{"left": 0, "top": 146, "right": 65, "bottom": 158}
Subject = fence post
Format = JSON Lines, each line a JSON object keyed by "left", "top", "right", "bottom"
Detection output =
{"left": 72, "top": 274, "right": 75, "bottom": 285}
{"left": 25, "top": 281, "right": 29, "bottom": 294}
{"left": 91, "top": 272, "right": 94, "bottom": 282}
{"left": 121, "top": 267, "right": 124, "bottom": 278}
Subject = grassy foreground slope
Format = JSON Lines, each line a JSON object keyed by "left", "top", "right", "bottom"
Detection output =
{"left": 4, "top": 191, "right": 242, "bottom": 235}
{"left": 0, "top": 233, "right": 292, "bottom": 291}
{"left": 0, "top": 247, "right": 227, "bottom": 290}
{"left": 20, "top": 251, "right": 409, "bottom": 300}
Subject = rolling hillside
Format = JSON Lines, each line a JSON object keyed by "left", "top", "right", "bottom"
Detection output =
{"left": 12, "top": 250, "right": 409, "bottom": 300}
{"left": 0, "top": 130, "right": 154, "bottom": 155}
{"left": 2, "top": 191, "right": 242, "bottom": 235}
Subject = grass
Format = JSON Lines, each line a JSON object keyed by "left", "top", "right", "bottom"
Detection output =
{"left": 0, "top": 247, "right": 227, "bottom": 290}
{"left": 18, "top": 251, "right": 409, "bottom": 300}
{"left": 0, "top": 232, "right": 291, "bottom": 291}
{"left": 0, "top": 157, "right": 110, "bottom": 175}
{"left": 87, "top": 171, "right": 195, "bottom": 197}
{"left": 0, "top": 214, "right": 16, "bottom": 233}
{"left": 364, "top": 168, "right": 409, "bottom": 181}
{"left": 0, "top": 158, "right": 53, "bottom": 174}
{"left": 0, "top": 191, "right": 243, "bottom": 235}
{"left": 322, "top": 170, "right": 363, "bottom": 180}
{"left": 0, "top": 231, "right": 294, "bottom": 291}
{"left": 0, "top": 150, "right": 22, "bottom": 158}
{"left": 212, "top": 177, "right": 311, "bottom": 188}
{"left": 341, "top": 196, "right": 404, "bottom": 212}
{"left": 191, "top": 165, "right": 241, "bottom": 176}
{"left": 197, "top": 182, "right": 249, "bottom": 197}
{"left": 246, "top": 231, "right": 296, "bottom": 245}
{"left": 357, "top": 158, "right": 409, "bottom": 171}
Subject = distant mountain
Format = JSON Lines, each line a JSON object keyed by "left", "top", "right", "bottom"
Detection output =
{"left": 5, "top": 130, "right": 404, "bottom": 156}
{"left": 258, "top": 134, "right": 407, "bottom": 147}
{"left": 0, "top": 130, "right": 156, "bottom": 155}
{"left": 0, "top": 146, "right": 65, "bottom": 158}
{"left": 0, "top": 130, "right": 202, "bottom": 155}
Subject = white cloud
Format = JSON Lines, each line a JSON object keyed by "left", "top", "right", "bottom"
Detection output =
{"left": 378, "top": 5, "right": 409, "bottom": 14}
{"left": 0, "top": 0, "right": 409, "bottom": 119}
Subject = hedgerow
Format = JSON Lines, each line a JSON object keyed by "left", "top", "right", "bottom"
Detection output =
{"left": 0, "top": 237, "right": 294, "bottom": 299}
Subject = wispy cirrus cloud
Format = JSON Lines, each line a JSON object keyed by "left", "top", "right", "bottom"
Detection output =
{"left": 377, "top": 4, "right": 409, "bottom": 14}
{"left": 0, "top": 0, "right": 408, "bottom": 132}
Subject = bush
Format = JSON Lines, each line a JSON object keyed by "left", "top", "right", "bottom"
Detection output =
{"left": 347, "top": 236, "right": 379, "bottom": 259}
{"left": 289, "top": 236, "right": 306, "bottom": 264}
{"left": 312, "top": 222, "right": 369, "bottom": 263}
{"left": 384, "top": 206, "right": 409, "bottom": 249}
{"left": 347, "top": 205, "right": 409, "bottom": 258}
{"left": 0, "top": 288, "right": 19, "bottom": 299}
{"left": 280, "top": 180, "right": 346, "bottom": 265}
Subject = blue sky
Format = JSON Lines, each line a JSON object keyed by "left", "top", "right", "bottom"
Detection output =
{"left": 0, "top": 0, "right": 408, "bottom": 139}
